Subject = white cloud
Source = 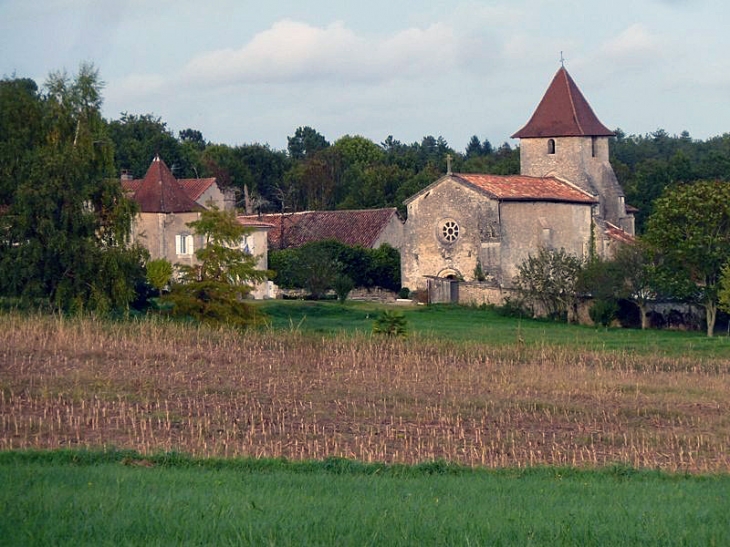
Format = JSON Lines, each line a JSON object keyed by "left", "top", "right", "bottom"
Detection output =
{"left": 106, "top": 73, "right": 166, "bottom": 103}
{"left": 599, "top": 23, "right": 663, "bottom": 65}
{"left": 179, "top": 19, "right": 483, "bottom": 87}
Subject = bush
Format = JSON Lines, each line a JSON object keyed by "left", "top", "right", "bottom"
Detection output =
{"left": 372, "top": 310, "right": 408, "bottom": 337}
{"left": 333, "top": 275, "right": 354, "bottom": 303}
{"left": 589, "top": 299, "right": 618, "bottom": 328}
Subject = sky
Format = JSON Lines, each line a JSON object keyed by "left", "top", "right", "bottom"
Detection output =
{"left": 2, "top": 0, "right": 729, "bottom": 153}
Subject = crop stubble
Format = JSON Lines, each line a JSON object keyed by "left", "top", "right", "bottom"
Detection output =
{"left": 1, "top": 314, "right": 729, "bottom": 472}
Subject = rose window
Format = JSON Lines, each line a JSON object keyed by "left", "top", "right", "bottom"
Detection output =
{"left": 441, "top": 220, "right": 460, "bottom": 242}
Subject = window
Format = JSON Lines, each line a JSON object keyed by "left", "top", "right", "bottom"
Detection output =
{"left": 547, "top": 139, "right": 556, "bottom": 155}
{"left": 175, "top": 234, "right": 194, "bottom": 255}
{"left": 241, "top": 235, "right": 254, "bottom": 255}
{"left": 438, "top": 219, "right": 460, "bottom": 243}
{"left": 591, "top": 136, "right": 597, "bottom": 157}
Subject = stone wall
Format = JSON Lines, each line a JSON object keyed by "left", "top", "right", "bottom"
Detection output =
{"left": 520, "top": 136, "right": 633, "bottom": 235}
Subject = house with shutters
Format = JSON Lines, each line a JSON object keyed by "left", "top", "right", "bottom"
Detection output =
{"left": 400, "top": 67, "right": 635, "bottom": 301}
{"left": 122, "top": 156, "right": 275, "bottom": 298}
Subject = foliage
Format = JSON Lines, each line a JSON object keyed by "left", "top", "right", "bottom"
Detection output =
{"left": 514, "top": 248, "right": 583, "bottom": 321}
{"left": 644, "top": 180, "right": 730, "bottom": 336}
{"left": 108, "top": 113, "right": 189, "bottom": 178}
{"left": 145, "top": 258, "right": 173, "bottom": 294}
{"left": 0, "top": 65, "right": 147, "bottom": 313}
{"left": 333, "top": 274, "right": 355, "bottom": 303}
{"left": 611, "top": 129, "right": 730, "bottom": 232}
{"left": 589, "top": 299, "right": 619, "bottom": 328}
{"left": 372, "top": 310, "right": 408, "bottom": 337}
{"left": 473, "top": 260, "right": 487, "bottom": 282}
{"left": 718, "top": 262, "right": 730, "bottom": 315}
{"left": 162, "top": 207, "right": 270, "bottom": 327}
{"left": 269, "top": 241, "right": 401, "bottom": 296}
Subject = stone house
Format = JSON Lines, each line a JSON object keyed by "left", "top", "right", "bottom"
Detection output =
{"left": 122, "top": 156, "right": 274, "bottom": 298}
{"left": 239, "top": 208, "right": 404, "bottom": 251}
{"left": 401, "top": 67, "right": 634, "bottom": 299}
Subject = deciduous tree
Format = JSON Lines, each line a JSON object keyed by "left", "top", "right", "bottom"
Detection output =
{"left": 644, "top": 180, "right": 730, "bottom": 336}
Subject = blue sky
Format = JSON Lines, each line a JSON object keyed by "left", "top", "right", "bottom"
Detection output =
{"left": 2, "top": 0, "right": 728, "bottom": 152}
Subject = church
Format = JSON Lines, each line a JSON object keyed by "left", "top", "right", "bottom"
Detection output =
{"left": 400, "top": 66, "right": 635, "bottom": 301}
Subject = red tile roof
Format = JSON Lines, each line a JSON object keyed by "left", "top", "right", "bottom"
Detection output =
{"left": 604, "top": 222, "right": 635, "bottom": 244}
{"left": 239, "top": 209, "right": 402, "bottom": 249}
{"left": 237, "top": 217, "right": 275, "bottom": 230}
{"left": 124, "top": 156, "right": 204, "bottom": 213}
{"left": 512, "top": 67, "right": 614, "bottom": 138}
{"left": 178, "top": 178, "right": 217, "bottom": 201}
{"left": 454, "top": 174, "right": 598, "bottom": 204}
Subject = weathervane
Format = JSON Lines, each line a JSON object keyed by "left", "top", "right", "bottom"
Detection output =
{"left": 560, "top": 51, "right": 565, "bottom": 67}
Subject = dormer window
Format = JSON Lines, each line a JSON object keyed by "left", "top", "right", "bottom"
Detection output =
{"left": 547, "top": 139, "right": 556, "bottom": 155}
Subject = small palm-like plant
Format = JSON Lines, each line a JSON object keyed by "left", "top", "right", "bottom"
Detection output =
{"left": 372, "top": 310, "right": 408, "bottom": 338}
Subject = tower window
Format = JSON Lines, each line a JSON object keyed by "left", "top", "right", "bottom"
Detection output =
{"left": 547, "top": 139, "right": 556, "bottom": 155}
{"left": 591, "top": 136, "right": 597, "bottom": 157}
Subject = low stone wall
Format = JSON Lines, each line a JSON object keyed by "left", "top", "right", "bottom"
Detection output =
{"left": 457, "top": 282, "right": 510, "bottom": 307}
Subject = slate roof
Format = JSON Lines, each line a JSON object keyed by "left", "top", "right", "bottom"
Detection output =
{"left": 123, "top": 156, "right": 204, "bottom": 213}
{"left": 239, "top": 208, "right": 402, "bottom": 249}
{"left": 453, "top": 174, "right": 598, "bottom": 204}
{"left": 512, "top": 67, "right": 614, "bottom": 138}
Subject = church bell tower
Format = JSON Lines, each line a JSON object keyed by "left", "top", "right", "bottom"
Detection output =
{"left": 512, "top": 67, "right": 634, "bottom": 235}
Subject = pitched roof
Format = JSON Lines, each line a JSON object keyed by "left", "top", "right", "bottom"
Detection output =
{"left": 604, "top": 221, "right": 635, "bottom": 244}
{"left": 178, "top": 178, "right": 218, "bottom": 201}
{"left": 239, "top": 208, "right": 402, "bottom": 249}
{"left": 452, "top": 174, "right": 598, "bottom": 204}
{"left": 123, "top": 156, "right": 204, "bottom": 213}
{"left": 512, "top": 67, "right": 614, "bottom": 138}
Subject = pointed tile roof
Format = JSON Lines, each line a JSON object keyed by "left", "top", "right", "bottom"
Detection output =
{"left": 512, "top": 67, "right": 614, "bottom": 138}
{"left": 131, "top": 156, "right": 204, "bottom": 213}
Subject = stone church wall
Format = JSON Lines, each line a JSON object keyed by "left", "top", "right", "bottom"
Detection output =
{"left": 498, "top": 201, "right": 593, "bottom": 286}
{"left": 402, "top": 178, "right": 498, "bottom": 291}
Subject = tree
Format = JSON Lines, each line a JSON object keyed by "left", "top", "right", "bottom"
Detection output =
{"left": 514, "top": 248, "right": 583, "bottom": 321}
{"left": 287, "top": 126, "right": 329, "bottom": 160}
{"left": 163, "top": 207, "right": 270, "bottom": 327}
{"left": 644, "top": 180, "right": 730, "bottom": 336}
{"left": 0, "top": 64, "right": 147, "bottom": 313}
{"left": 108, "top": 113, "right": 185, "bottom": 178}
{"left": 611, "top": 241, "right": 659, "bottom": 330}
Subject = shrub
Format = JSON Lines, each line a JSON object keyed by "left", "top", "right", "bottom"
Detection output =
{"left": 372, "top": 310, "right": 408, "bottom": 337}
{"left": 589, "top": 298, "right": 619, "bottom": 328}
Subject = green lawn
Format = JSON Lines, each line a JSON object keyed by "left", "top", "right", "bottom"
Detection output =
{"left": 255, "top": 300, "right": 730, "bottom": 359}
{"left": 2, "top": 451, "right": 728, "bottom": 546}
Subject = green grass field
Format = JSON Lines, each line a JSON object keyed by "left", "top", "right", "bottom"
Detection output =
{"left": 257, "top": 300, "right": 730, "bottom": 358}
{"left": 2, "top": 451, "right": 729, "bottom": 546}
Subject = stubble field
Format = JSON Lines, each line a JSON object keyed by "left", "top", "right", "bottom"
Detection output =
{"left": 2, "top": 309, "right": 729, "bottom": 473}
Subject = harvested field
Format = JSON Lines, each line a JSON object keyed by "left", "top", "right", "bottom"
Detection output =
{"left": 1, "top": 313, "right": 729, "bottom": 472}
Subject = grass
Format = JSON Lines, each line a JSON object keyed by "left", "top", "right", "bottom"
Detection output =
{"left": 1, "top": 451, "right": 729, "bottom": 546}
{"left": 256, "top": 300, "right": 730, "bottom": 358}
